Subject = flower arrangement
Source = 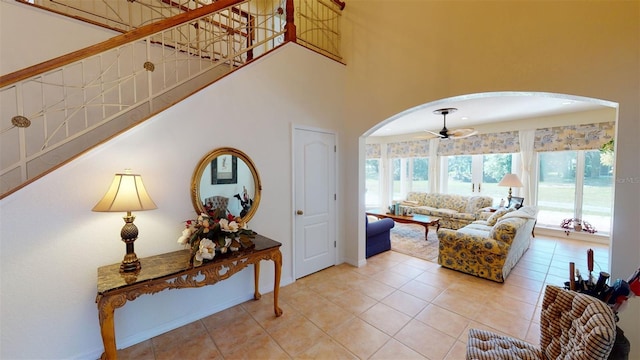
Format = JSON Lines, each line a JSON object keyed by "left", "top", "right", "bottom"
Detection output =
{"left": 178, "top": 210, "right": 254, "bottom": 264}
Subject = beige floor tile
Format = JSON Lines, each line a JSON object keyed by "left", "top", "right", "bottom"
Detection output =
{"left": 399, "top": 279, "right": 444, "bottom": 302}
{"left": 117, "top": 339, "right": 155, "bottom": 360}
{"left": 329, "top": 317, "right": 390, "bottom": 359}
{"left": 370, "top": 339, "right": 426, "bottom": 359}
{"left": 431, "top": 288, "right": 485, "bottom": 319}
{"left": 395, "top": 319, "right": 457, "bottom": 360}
{"left": 415, "top": 304, "right": 470, "bottom": 339}
{"left": 222, "top": 332, "right": 289, "bottom": 359}
{"left": 293, "top": 337, "right": 357, "bottom": 359}
{"left": 267, "top": 312, "right": 330, "bottom": 356}
{"left": 324, "top": 288, "right": 378, "bottom": 315}
{"left": 473, "top": 307, "right": 531, "bottom": 340}
{"left": 444, "top": 340, "right": 468, "bottom": 360}
{"left": 371, "top": 270, "right": 413, "bottom": 288}
{"left": 359, "top": 302, "right": 412, "bottom": 336}
{"left": 389, "top": 262, "right": 428, "bottom": 278}
{"left": 381, "top": 290, "right": 428, "bottom": 317}
{"left": 151, "top": 322, "right": 223, "bottom": 360}
{"left": 354, "top": 278, "right": 396, "bottom": 300}
{"left": 305, "top": 301, "right": 355, "bottom": 332}
{"left": 483, "top": 293, "right": 536, "bottom": 320}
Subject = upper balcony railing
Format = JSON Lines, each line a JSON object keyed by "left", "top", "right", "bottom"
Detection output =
{"left": 1, "top": 0, "right": 344, "bottom": 198}
{"left": 20, "top": 0, "right": 343, "bottom": 61}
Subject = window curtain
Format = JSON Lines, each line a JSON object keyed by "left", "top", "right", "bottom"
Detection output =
{"left": 519, "top": 129, "right": 536, "bottom": 206}
{"left": 429, "top": 138, "right": 440, "bottom": 193}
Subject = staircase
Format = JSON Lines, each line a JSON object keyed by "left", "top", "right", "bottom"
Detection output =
{"left": 0, "top": 0, "right": 343, "bottom": 199}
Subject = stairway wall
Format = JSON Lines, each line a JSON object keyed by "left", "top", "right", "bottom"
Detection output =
{"left": 0, "top": 43, "right": 346, "bottom": 359}
{"left": 0, "top": 0, "right": 117, "bottom": 75}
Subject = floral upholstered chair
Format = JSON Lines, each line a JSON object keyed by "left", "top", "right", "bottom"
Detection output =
{"left": 466, "top": 285, "right": 617, "bottom": 360}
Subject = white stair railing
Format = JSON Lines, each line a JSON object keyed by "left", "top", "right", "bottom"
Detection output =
{"left": 1, "top": 0, "right": 343, "bottom": 198}
{"left": 1, "top": 0, "right": 286, "bottom": 197}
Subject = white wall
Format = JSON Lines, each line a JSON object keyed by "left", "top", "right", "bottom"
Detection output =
{"left": 0, "top": 0, "right": 117, "bottom": 75}
{"left": 0, "top": 43, "right": 345, "bottom": 359}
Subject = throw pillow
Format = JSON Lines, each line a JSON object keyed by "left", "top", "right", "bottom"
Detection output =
{"left": 486, "top": 207, "right": 512, "bottom": 226}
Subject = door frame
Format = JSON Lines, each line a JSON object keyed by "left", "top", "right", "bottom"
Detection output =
{"left": 291, "top": 124, "right": 339, "bottom": 279}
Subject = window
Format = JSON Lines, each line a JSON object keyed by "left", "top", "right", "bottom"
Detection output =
{"left": 390, "top": 157, "right": 429, "bottom": 201}
{"left": 537, "top": 150, "right": 613, "bottom": 234}
{"left": 443, "top": 154, "right": 516, "bottom": 203}
{"left": 365, "top": 158, "right": 381, "bottom": 208}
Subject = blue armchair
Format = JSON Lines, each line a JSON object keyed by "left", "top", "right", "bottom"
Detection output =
{"left": 366, "top": 216, "right": 395, "bottom": 258}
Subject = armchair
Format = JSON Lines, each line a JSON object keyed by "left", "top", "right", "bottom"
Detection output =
{"left": 466, "top": 285, "right": 617, "bottom": 360}
{"left": 366, "top": 216, "right": 395, "bottom": 258}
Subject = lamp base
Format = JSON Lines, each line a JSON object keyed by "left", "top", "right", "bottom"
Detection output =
{"left": 120, "top": 252, "right": 141, "bottom": 273}
{"left": 120, "top": 213, "right": 141, "bottom": 273}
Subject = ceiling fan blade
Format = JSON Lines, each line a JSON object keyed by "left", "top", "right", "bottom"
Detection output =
{"left": 425, "top": 130, "right": 446, "bottom": 138}
{"left": 448, "top": 128, "right": 478, "bottom": 139}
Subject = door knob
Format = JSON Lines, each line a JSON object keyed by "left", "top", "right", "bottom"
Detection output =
{"left": 296, "top": 210, "right": 304, "bottom": 215}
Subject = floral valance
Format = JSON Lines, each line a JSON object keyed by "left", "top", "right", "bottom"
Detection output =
{"left": 437, "top": 131, "right": 520, "bottom": 156}
{"left": 534, "top": 122, "right": 615, "bottom": 152}
{"left": 387, "top": 139, "right": 430, "bottom": 158}
{"left": 366, "top": 143, "right": 381, "bottom": 158}
{"left": 368, "top": 122, "right": 614, "bottom": 159}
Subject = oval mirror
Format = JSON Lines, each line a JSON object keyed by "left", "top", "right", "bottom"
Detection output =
{"left": 191, "top": 147, "right": 261, "bottom": 223}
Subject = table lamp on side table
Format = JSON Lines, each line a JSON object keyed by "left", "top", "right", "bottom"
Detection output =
{"left": 498, "top": 173, "right": 523, "bottom": 203}
{"left": 93, "top": 170, "right": 157, "bottom": 273}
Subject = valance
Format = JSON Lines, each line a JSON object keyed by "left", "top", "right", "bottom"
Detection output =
{"left": 437, "top": 131, "right": 520, "bottom": 156}
{"left": 386, "top": 140, "right": 430, "bottom": 158}
{"left": 534, "top": 122, "right": 615, "bottom": 152}
{"left": 365, "top": 143, "right": 381, "bottom": 158}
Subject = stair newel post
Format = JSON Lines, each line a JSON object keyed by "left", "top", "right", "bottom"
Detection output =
{"left": 284, "top": 0, "right": 297, "bottom": 42}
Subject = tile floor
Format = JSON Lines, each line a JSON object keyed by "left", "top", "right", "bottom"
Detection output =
{"left": 118, "top": 235, "right": 609, "bottom": 359}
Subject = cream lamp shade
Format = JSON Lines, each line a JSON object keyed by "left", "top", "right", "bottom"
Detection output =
{"left": 93, "top": 171, "right": 157, "bottom": 273}
{"left": 92, "top": 172, "right": 157, "bottom": 212}
{"left": 498, "top": 173, "right": 523, "bottom": 201}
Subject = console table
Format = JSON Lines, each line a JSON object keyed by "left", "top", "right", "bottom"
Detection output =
{"left": 96, "top": 234, "right": 282, "bottom": 360}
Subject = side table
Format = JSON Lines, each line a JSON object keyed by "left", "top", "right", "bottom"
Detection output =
{"left": 96, "top": 234, "right": 282, "bottom": 359}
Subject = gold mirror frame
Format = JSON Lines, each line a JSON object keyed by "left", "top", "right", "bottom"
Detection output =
{"left": 190, "top": 147, "right": 262, "bottom": 223}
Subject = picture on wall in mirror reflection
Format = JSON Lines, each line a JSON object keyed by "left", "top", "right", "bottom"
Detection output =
{"left": 211, "top": 155, "right": 237, "bottom": 184}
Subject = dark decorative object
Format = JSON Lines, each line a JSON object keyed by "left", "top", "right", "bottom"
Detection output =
{"left": 211, "top": 154, "right": 237, "bottom": 184}
{"left": 508, "top": 196, "right": 524, "bottom": 209}
{"left": 234, "top": 185, "right": 253, "bottom": 218}
{"left": 564, "top": 252, "right": 638, "bottom": 359}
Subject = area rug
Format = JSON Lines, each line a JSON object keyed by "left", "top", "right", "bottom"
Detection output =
{"left": 390, "top": 223, "right": 439, "bottom": 262}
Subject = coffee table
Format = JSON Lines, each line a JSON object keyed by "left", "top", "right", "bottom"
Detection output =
{"left": 366, "top": 209, "right": 440, "bottom": 240}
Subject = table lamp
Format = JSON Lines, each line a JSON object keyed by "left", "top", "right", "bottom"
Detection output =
{"left": 93, "top": 170, "right": 157, "bottom": 273}
{"left": 498, "top": 173, "right": 523, "bottom": 202}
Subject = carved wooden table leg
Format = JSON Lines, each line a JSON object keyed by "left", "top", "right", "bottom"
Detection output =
{"left": 273, "top": 249, "right": 283, "bottom": 317}
{"left": 96, "top": 294, "right": 127, "bottom": 360}
{"left": 253, "top": 261, "right": 261, "bottom": 300}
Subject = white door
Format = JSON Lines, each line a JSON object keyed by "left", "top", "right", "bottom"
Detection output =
{"left": 294, "top": 128, "right": 336, "bottom": 279}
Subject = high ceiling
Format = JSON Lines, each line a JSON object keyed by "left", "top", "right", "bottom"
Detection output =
{"left": 368, "top": 92, "right": 614, "bottom": 138}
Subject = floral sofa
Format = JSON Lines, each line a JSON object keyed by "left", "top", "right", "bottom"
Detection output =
{"left": 402, "top": 192, "right": 494, "bottom": 230}
{"left": 437, "top": 206, "right": 538, "bottom": 282}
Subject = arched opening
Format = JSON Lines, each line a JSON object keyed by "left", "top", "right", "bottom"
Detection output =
{"left": 361, "top": 91, "right": 618, "bottom": 261}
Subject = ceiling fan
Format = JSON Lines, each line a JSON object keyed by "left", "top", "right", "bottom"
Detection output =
{"left": 425, "top": 108, "right": 478, "bottom": 139}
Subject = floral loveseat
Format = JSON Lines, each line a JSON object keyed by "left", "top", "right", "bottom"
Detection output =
{"left": 437, "top": 206, "right": 538, "bottom": 282}
{"left": 402, "top": 192, "right": 494, "bottom": 230}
